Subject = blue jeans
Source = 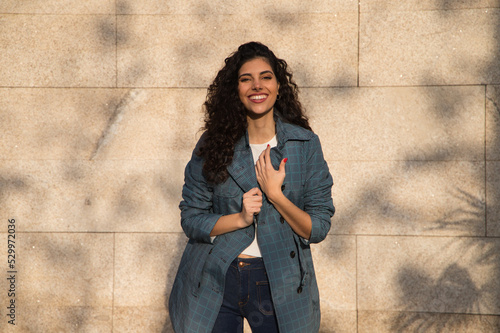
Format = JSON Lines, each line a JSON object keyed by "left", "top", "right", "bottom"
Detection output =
{"left": 212, "top": 257, "right": 279, "bottom": 333}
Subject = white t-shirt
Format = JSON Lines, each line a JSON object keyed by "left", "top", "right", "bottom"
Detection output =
{"left": 240, "top": 135, "right": 278, "bottom": 257}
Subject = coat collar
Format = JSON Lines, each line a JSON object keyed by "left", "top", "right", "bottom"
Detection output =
{"left": 228, "top": 116, "right": 313, "bottom": 193}
{"left": 233, "top": 116, "right": 313, "bottom": 152}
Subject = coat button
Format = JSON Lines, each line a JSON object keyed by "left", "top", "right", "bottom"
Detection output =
{"left": 297, "top": 286, "right": 303, "bottom": 294}
{"left": 290, "top": 251, "right": 296, "bottom": 258}
{"left": 280, "top": 217, "right": 285, "bottom": 224}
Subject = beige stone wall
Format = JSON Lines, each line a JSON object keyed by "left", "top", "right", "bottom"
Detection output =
{"left": 1, "top": 1, "right": 499, "bottom": 332}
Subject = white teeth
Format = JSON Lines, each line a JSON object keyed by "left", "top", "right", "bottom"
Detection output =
{"left": 249, "top": 95, "right": 267, "bottom": 100}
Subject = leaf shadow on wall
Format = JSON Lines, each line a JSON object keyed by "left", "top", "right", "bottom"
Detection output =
{"left": 388, "top": 0, "right": 500, "bottom": 328}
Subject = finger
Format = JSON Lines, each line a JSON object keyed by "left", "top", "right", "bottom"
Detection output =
{"left": 265, "top": 146, "right": 276, "bottom": 171}
{"left": 245, "top": 187, "right": 259, "bottom": 197}
{"left": 251, "top": 187, "right": 263, "bottom": 198}
{"left": 246, "top": 201, "right": 260, "bottom": 213}
{"left": 257, "top": 150, "right": 266, "bottom": 169}
{"left": 244, "top": 197, "right": 261, "bottom": 206}
{"left": 255, "top": 160, "right": 262, "bottom": 176}
{"left": 251, "top": 202, "right": 262, "bottom": 213}
{"left": 278, "top": 157, "right": 288, "bottom": 173}
{"left": 259, "top": 144, "right": 269, "bottom": 167}
{"left": 249, "top": 200, "right": 262, "bottom": 208}
{"left": 265, "top": 144, "right": 271, "bottom": 163}
{"left": 261, "top": 144, "right": 269, "bottom": 156}
{"left": 260, "top": 144, "right": 269, "bottom": 161}
{"left": 249, "top": 194, "right": 263, "bottom": 203}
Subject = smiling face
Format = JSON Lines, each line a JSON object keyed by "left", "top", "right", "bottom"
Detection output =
{"left": 238, "top": 57, "right": 280, "bottom": 118}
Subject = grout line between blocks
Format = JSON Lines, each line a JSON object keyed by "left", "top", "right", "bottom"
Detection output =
{"left": 0, "top": 84, "right": 492, "bottom": 89}
{"left": 357, "top": 0, "right": 361, "bottom": 88}
{"left": 484, "top": 84, "right": 488, "bottom": 238}
{"left": 355, "top": 235, "right": 359, "bottom": 333}
{"left": 111, "top": 232, "right": 116, "bottom": 332}
{"left": 115, "top": 0, "right": 118, "bottom": 89}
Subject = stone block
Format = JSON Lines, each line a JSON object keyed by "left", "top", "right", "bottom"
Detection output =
{"left": 487, "top": 85, "right": 500, "bottom": 161}
{"left": 117, "top": 14, "right": 358, "bottom": 88}
{"left": 319, "top": 310, "right": 357, "bottom": 333}
{"left": 314, "top": 237, "right": 357, "bottom": 332}
{"left": 359, "top": 8, "right": 500, "bottom": 86}
{"left": 0, "top": 88, "right": 205, "bottom": 160}
{"left": 0, "top": 88, "right": 124, "bottom": 160}
{"left": 487, "top": 162, "right": 500, "bottom": 236}
{"left": 361, "top": 0, "right": 498, "bottom": 12}
{"left": 0, "top": 159, "right": 186, "bottom": 232}
{"left": 313, "top": 236, "right": 357, "bottom": 310}
{"left": 114, "top": 307, "right": 171, "bottom": 332}
{"left": 113, "top": 233, "right": 188, "bottom": 331}
{"left": 0, "top": 1, "right": 115, "bottom": 14}
{"left": 3, "top": 306, "right": 112, "bottom": 332}
{"left": 0, "top": 233, "right": 114, "bottom": 332}
{"left": 358, "top": 310, "right": 500, "bottom": 333}
{"left": 329, "top": 160, "right": 485, "bottom": 236}
{"left": 303, "top": 86, "right": 485, "bottom": 161}
{"left": 116, "top": 0, "right": 357, "bottom": 14}
{"left": 0, "top": 15, "right": 116, "bottom": 87}
{"left": 90, "top": 89, "right": 206, "bottom": 160}
{"left": 357, "top": 236, "right": 500, "bottom": 315}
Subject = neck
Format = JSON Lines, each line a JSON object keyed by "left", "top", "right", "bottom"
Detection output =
{"left": 247, "top": 110, "right": 276, "bottom": 144}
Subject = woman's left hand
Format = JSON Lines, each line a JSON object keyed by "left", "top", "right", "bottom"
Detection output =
{"left": 256, "top": 145, "right": 312, "bottom": 239}
{"left": 255, "top": 145, "right": 287, "bottom": 203}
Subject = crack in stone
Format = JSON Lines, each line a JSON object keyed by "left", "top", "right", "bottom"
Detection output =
{"left": 90, "top": 89, "right": 140, "bottom": 160}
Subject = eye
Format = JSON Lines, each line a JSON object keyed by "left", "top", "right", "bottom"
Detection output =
{"left": 239, "top": 78, "right": 250, "bottom": 83}
{"left": 262, "top": 76, "right": 273, "bottom": 80}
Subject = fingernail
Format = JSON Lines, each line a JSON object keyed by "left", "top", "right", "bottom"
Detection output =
{"left": 283, "top": 158, "right": 288, "bottom": 163}
{"left": 267, "top": 144, "right": 270, "bottom": 148}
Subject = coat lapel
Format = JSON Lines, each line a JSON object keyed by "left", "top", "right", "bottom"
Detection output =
{"left": 227, "top": 117, "right": 307, "bottom": 193}
{"left": 227, "top": 135, "right": 259, "bottom": 193}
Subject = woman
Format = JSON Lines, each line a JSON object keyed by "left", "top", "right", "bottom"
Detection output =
{"left": 169, "top": 42, "right": 334, "bottom": 333}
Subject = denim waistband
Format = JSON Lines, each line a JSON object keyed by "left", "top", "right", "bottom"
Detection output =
{"left": 230, "top": 257, "right": 265, "bottom": 270}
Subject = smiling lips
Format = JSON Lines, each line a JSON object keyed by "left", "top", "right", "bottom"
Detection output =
{"left": 248, "top": 94, "right": 268, "bottom": 103}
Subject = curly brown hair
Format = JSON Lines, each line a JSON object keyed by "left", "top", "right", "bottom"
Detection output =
{"left": 199, "top": 41, "right": 311, "bottom": 184}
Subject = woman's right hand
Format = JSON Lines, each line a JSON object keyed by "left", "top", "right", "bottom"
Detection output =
{"left": 209, "top": 187, "right": 263, "bottom": 236}
{"left": 240, "top": 187, "right": 263, "bottom": 227}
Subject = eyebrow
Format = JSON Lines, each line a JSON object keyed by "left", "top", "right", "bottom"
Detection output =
{"left": 238, "top": 70, "right": 275, "bottom": 79}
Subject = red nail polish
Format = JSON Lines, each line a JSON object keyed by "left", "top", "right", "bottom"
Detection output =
{"left": 267, "top": 144, "right": 270, "bottom": 148}
{"left": 283, "top": 158, "right": 288, "bottom": 163}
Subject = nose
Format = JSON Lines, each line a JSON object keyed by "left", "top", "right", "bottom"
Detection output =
{"left": 252, "top": 79, "right": 262, "bottom": 90}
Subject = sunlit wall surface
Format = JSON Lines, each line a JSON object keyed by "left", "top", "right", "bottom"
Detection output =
{"left": 0, "top": 1, "right": 499, "bottom": 332}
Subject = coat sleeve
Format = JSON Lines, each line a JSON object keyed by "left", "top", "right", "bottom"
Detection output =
{"left": 301, "top": 134, "right": 335, "bottom": 244}
{"left": 178, "top": 139, "right": 223, "bottom": 244}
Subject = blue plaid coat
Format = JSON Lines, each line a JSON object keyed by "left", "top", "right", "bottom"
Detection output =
{"left": 169, "top": 117, "right": 335, "bottom": 332}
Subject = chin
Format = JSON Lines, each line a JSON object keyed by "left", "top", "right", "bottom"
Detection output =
{"left": 247, "top": 107, "right": 274, "bottom": 119}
